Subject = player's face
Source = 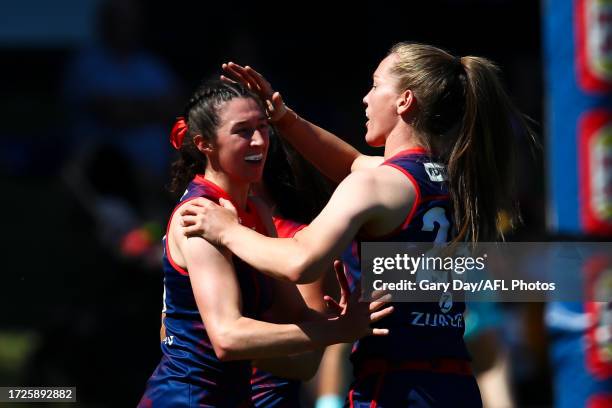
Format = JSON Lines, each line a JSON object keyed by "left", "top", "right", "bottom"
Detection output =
{"left": 363, "top": 53, "right": 401, "bottom": 147}
{"left": 211, "top": 97, "right": 269, "bottom": 184}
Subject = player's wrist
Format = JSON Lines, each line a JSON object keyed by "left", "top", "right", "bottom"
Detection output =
{"left": 271, "top": 107, "right": 298, "bottom": 128}
{"left": 219, "top": 221, "right": 243, "bottom": 248}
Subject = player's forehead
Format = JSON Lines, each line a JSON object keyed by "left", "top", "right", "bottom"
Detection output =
{"left": 218, "top": 97, "right": 266, "bottom": 126}
{"left": 373, "top": 53, "right": 399, "bottom": 80}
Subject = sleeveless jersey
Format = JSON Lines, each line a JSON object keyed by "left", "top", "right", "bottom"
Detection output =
{"left": 139, "top": 175, "right": 274, "bottom": 408}
{"left": 350, "top": 148, "right": 470, "bottom": 367}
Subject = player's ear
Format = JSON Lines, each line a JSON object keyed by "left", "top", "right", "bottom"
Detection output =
{"left": 397, "top": 89, "right": 415, "bottom": 116}
{"left": 194, "top": 134, "right": 213, "bottom": 154}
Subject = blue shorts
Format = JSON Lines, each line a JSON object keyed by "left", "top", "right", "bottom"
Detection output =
{"left": 346, "top": 366, "right": 481, "bottom": 408}
{"left": 138, "top": 358, "right": 253, "bottom": 408}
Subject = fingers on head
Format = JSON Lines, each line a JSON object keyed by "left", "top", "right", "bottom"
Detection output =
{"left": 220, "top": 75, "right": 237, "bottom": 84}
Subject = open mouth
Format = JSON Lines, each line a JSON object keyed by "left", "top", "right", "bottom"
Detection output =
{"left": 244, "top": 153, "right": 263, "bottom": 163}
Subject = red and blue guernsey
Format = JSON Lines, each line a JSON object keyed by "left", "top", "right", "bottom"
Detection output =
{"left": 139, "top": 175, "right": 273, "bottom": 408}
{"left": 249, "top": 216, "right": 305, "bottom": 408}
{"left": 347, "top": 148, "right": 480, "bottom": 407}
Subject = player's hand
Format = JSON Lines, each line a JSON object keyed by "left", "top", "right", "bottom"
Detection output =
{"left": 180, "top": 197, "right": 239, "bottom": 247}
{"left": 221, "top": 62, "right": 288, "bottom": 122}
{"left": 323, "top": 260, "right": 349, "bottom": 315}
{"left": 324, "top": 260, "right": 393, "bottom": 340}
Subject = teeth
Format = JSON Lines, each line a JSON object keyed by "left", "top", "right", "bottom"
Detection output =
{"left": 245, "top": 153, "right": 263, "bottom": 162}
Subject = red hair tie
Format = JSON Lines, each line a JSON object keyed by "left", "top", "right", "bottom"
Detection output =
{"left": 170, "top": 117, "right": 188, "bottom": 149}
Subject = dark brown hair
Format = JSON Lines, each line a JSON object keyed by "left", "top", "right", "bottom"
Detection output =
{"left": 168, "top": 79, "right": 263, "bottom": 193}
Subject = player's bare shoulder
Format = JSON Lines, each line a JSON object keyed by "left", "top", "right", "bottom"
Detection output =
{"left": 335, "top": 168, "right": 380, "bottom": 206}
{"left": 353, "top": 164, "right": 418, "bottom": 236}
{"left": 370, "top": 164, "right": 416, "bottom": 207}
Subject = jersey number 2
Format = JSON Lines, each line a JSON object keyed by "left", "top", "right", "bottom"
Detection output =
{"left": 421, "top": 207, "right": 450, "bottom": 244}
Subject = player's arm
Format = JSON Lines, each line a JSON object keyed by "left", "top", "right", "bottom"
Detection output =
{"left": 222, "top": 62, "right": 373, "bottom": 182}
{"left": 174, "top": 203, "right": 392, "bottom": 361}
{"left": 276, "top": 113, "right": 385, "bottom": 176}
{"left": 272, "top": 109, "right": 360, "bottom": 182}
{"left": 182, "top": 171, "right": 374, "bottom": 283}
{"left": 181, "top": 168, "right": 414, "bottom": 284}
{"left": 254, "top": 257, "right": 347, "bottom": 380}
{"left": 251, "top": 281, "right": 324, "bottom": 380}
{"left": 253, "top": 261, "right": 341, "bottom": 380}
{"left": 248, "top": 198, "right": 331, "bottom": 379}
